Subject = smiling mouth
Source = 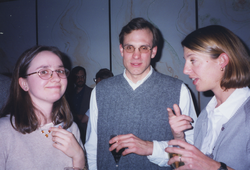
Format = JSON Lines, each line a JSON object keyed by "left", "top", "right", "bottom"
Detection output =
{"left": 131, "top": 63, "right": 141, "bottom": 66}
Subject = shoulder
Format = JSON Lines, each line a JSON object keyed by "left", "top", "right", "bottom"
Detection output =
{"left": 69, "top": 122, "right": 80, "bottom": 135}
{"left": 152, "top": 71, "right": 183, "bottom": 89}
{"left": 0, "top": 116, "right": 16, "bottom": 135}
{"left": 69, "top": 122, "right": 82, "bottom": 141}
{"left": 96, "top": 74, "right": 123, "bottom": 87}
{"left": 0, "top": 116, "right": 12, "bottom": 128}
{"left": 85, "top": 85, "right": 93, "bottom": 92}
{"left": 70, "top": 121, "right": 79, "bottom": 130}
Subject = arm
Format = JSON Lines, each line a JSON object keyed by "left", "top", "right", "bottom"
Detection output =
{"left": 165, "top": 140, "right": 234, "bottom": 170}
{"left": 147, "top": 83, "right": 197, "bottom": 166}
{"left": 84, "top": 88, "right": 98, "bottom": 170}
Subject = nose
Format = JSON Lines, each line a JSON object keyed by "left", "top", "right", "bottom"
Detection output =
{"left": 132, "top": 48, "right": 141, "bottom": 59}
{"left": 50, "top": 71, "right": 61, "bottom": 81}
{"left": 183, "top": 62, "right": 190, "bottom": 75}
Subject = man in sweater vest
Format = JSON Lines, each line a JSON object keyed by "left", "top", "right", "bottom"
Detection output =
{"left": 85, "top": 17, "right": 197, "bottom": 170}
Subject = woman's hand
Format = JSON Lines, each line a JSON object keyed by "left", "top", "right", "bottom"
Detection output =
{"left": 167, "top": 104, "right": 193, "bottom": 142}
{"left": 50, "top": 126, "right": 85, "bottom": 169}
{"left": 165, "top": 140, "right": 221, "bottom": 170}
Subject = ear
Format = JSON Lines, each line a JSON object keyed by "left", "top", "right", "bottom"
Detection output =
{"left": 119, "top": 44, "right": 124, "bottom": 57}
{"left": 151, "top": 46, "right": 158, "bottom": 59}
{"left": 19, "top": 77, "right": 29, "bottom": 91}
{"left": 218, "top": 53, "right": 229, "bottom": 69}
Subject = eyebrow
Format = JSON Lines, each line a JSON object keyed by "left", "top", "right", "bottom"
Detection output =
{"left": 184, "top": 53, "right": 195, "bottom": 59}
{"left": 35, "top": 65, "right": 64, "bottom": 70}
{"left": 123, "top": 44, "right": 151, "bottom": 47}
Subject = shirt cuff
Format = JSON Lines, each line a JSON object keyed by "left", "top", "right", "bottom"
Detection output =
{"left": 147, "top": 140, "right": 170, "bottom": 167}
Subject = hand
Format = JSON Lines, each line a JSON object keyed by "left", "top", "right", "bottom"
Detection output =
{"left": 50, "top": 126, "right": 85, "bottom": 168}
{"left": 167, "top": 104, "right": 193, "bottom": 141}
{"left": 165, "top": 140, "right": 221, "bottom": 170}
{"left": 109, "top": 133, "right": 153, "bottom": 156}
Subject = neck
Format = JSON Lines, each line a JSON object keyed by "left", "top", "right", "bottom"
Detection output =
{"left": 76, "top": 86, "right": 84, "bottom": 93}
{"left": 213, "top": 88, "right": 236, "bottom": 107}
{"left": 34, "top": 102, "right": 53, "bottom": 126}
{"left": 125, "top": 67, "right": 152, "bottom": 84}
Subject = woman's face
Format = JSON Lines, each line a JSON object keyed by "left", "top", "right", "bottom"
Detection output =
{"left": 183, "top": 47, "right": 223, "bottom": 92}
{"left": 20, "top": 51, "right": 67, "bottom": 106}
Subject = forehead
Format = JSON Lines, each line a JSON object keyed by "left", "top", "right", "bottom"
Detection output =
{"left": 29, "top": 51, "right": 63, "bottom": 69}
{"left": 76, "top": 70, "right": 85, "bottom": 76}
{"left": 184, "top": 47, "right": 212, "bottom": 60}
{"left": 123, "top": 29, "right": 153, "bottom": 45}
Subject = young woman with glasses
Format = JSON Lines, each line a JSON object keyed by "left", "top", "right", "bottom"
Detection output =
{"left": 0, "top": 46, "right": 87, "bottom": 170}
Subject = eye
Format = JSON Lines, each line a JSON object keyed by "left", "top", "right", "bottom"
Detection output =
{"left": 39, "top": 69, "right": 49, "bottom": 75}
{"left": 56, "top": 69, "right": 65, "bottom": 74}
{"left": 141, "top": 46, "right": 148, "bottom": 50}
{"left": 190, "top": 59, "right": 195, "bottom": 64}
{"left": 125, "top": 45, "right": 135, "bottom": 51}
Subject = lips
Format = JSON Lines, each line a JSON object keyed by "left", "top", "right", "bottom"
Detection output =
{"left": 47, "top": 85, "right": 61, "bottom": 89}
{"left": 191, "top": 78, "right": 199, "bottom": 85}
{"left": 131, "top": 63, "right": 142, "bottom": 67}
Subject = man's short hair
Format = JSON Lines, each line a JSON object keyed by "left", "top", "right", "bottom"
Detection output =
{"left": 95, "top": 68, "right": 114, "bottom": 80}
{"left": 119, "top": 17, "right": 159, "bottom": 47}
{"left": 71, "top": 66, "right": 86, "bottom": 76}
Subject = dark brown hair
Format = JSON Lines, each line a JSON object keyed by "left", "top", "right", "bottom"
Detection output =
{"left": 119, "top": 17, "right": 159, "bottom": 47}
{"left": 0, "top": 46, "right": 73, "bottom": 134}
{"left": 182, "top": 25, "right": 250, "bottom": 90}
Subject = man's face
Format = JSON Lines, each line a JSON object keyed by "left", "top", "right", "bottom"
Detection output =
{"left": 75, "top": 70, "right": 85, "bottom": 87}
{"left": 119, "top": 29, "right": 157, "bottom": 83}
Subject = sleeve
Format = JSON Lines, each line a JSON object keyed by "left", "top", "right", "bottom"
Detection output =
{"left": 84, "top": 88, "right": 98, "bottom": 170}
{"left": 179, "top": 83, "right": 197, "bottom": 145}
{"left": 147, "top": 83, "right": 197, "bottom": 166}
{"left": 147, "top": 141, "right": 170, "bottom": 167}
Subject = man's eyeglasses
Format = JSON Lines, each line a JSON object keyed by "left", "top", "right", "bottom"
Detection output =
{"left": 123, "top": 45, "right": 152, "bottom": 53}
{"left": 76, "top": 75, "right": 85, "bottom": 79}
{"left": 26, "top": 68, "right": 70, "bottom": 80}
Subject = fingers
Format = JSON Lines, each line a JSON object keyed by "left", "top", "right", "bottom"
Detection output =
{"left": 109, "top": 134, "right": 132, "bottom": 153}
{"left": 109, "top": 134, "right": 153, "bottom": 156}
{"left": 168, "top": 104, "right": 193, "bottom": 121}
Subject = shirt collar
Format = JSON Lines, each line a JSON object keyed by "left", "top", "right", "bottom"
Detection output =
{"left": 206, "top": 87, "right": 250, "bottom": 119}
{"left": 123, "top": 66, "right": 153, "bottom": 90}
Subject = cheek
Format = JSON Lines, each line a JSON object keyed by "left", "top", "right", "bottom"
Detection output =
{"left": 62, "top": 79, "right": 68, "bottom": 89}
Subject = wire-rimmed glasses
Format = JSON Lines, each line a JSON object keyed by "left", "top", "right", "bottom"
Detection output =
{"left": 123, "top": 45, "right": 152, "bottom": 53}
{"left": 26, "top": 68, "right": 70, "bottom": 80}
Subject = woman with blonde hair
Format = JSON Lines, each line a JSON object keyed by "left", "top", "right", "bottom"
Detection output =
{"left": 166, "top": 25, "right": 250, "bottom": 169}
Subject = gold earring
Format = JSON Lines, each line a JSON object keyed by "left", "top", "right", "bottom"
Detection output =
{"left": 221, "top": 67, "right": 224, "bottom": 71}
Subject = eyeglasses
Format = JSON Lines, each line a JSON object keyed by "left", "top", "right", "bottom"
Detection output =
{"left": 123, "top": 45, "right": 152, "bottom": 53}
{"left": 26, "top": 68, "right": 70, "bottom": 80}
{"left": 76, "top": 75, "right": 85, "bottom": 79}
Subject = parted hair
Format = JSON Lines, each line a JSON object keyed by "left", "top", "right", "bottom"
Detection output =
{"left": 0, "top": 45, "right": 73, "bottom": 134}
{"left": 182, "top": 25, "right": 250, "bottom": 90}
{"left": 119, "top": 17, "right": 159, "bottom": 47}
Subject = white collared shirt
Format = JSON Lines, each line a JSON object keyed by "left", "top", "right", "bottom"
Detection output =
{"left": 201, "top": 87, "right": 250, "bottom": 155}
{"left": 85, "top": 67, "right": 197, "bottom": 169}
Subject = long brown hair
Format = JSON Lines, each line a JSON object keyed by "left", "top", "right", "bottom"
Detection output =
{"left": 182, "top": 25, "right": 250, "bottom": 90}
{"left": 0, "top": 46, "right": 73, "bottom": 134}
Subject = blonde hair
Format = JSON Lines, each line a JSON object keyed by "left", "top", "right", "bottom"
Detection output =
{"left": 182, "top": 25, "right": 250, "bottom": 90}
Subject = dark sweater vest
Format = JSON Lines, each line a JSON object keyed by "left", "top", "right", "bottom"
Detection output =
{"left": 96, "top": 70, "right": 182, "bottom": 170}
